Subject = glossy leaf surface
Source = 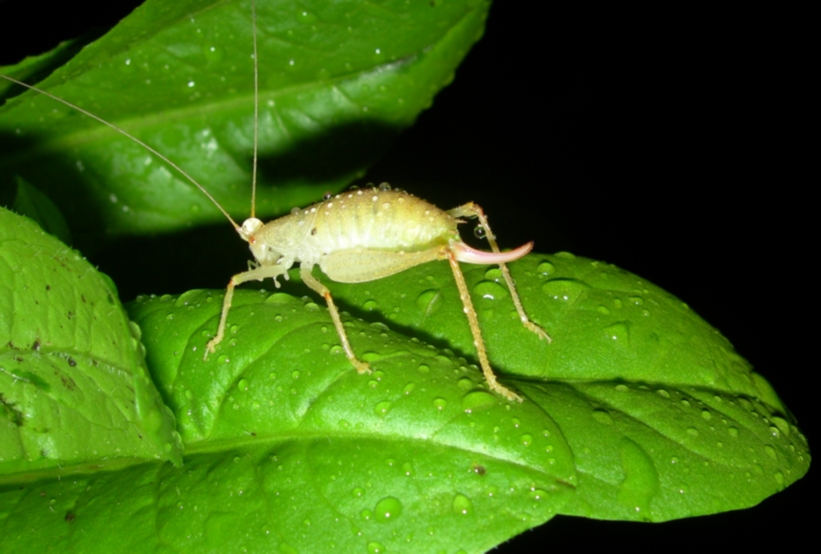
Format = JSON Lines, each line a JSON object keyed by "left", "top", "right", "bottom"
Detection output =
{"left": 0, "top": 0, "right": 489, "bottom": 246}
{"left": 0, "top": 207, "right": 181, "bottom": 482}
{"left": 2, "top": 254, "right": 809, "bottom": 551}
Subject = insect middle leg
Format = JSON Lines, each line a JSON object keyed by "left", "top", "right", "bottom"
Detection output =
{"left": 447, "top": 202, "right": 551, "bottom": 343}
{"left": 300, "top": 264, "right": 371, "bottom": 374}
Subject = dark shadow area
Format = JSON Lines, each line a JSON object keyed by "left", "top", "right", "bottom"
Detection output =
{"left": 0, "top": 128, "right": 110, "bottom": 245}
{"left": 0, "top": 3, "right": 140, "bottom": 66}
{"left": 93, "top": 222, "right": 250, "bottom": 300}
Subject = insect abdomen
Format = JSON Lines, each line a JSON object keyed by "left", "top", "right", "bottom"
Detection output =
{"left": 311, "top": 188, "right": 456, "bottom": 252}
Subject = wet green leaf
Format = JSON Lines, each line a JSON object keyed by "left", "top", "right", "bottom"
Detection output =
{"left": 0, "top": 207, "right": 182, "bottom": 482}
{"left": 3, "top": 286, "right": 577, "bottom": 552}
{"left": 3, "top": 252, "right": 808, "bottom": 551}
{"left": 1, "top": 0, "right": 488, "bottom": 247}
{"left": 331, "top": 251, "right": 784, "bottom": 404}
{"left": 327, "top": 253, "right": 810, "bottom": 521}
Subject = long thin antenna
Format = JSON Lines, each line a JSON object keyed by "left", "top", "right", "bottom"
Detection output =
{"left": 250, "top": 0, "right": 259, "bottom": 219}
{"left": 0, "top": 74, "right": 242, "bottom": 230}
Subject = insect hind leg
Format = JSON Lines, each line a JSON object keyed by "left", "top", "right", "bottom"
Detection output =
{"left": 445, "top": 250, "right": 522, "bottom": 402}
{"left": 447, "top": 202, "right": 551, "bottom": 343}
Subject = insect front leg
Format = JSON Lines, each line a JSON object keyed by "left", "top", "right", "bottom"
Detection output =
{"left": 447, "top": 202, "right": 551, "bottom": 343}
{"left": 204, "top": 264, "right": 288, "bottom": 360}
{"left": 299, "top": 264, "right": 371, "bottom": 374}
{"left": 445, "top": 250, "right": 522, "bottom": 402}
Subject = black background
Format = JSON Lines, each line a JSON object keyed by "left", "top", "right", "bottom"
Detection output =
{"left": 1, "top": 1, "right": 812, "bottom": 550}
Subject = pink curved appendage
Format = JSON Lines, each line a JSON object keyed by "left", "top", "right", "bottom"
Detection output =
{"left": 452, "top": 241, "right": 533, "bottom": 265}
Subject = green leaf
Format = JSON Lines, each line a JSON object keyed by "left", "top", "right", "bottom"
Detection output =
{"left": 0, "top": 0, "right": 490, "bottom": 247}
{"left": 2, "top": 252, "right": 808, "bottom": 551}
{"left": 163, "top": 252, "right": 807, "bottom": 522}
{"left": 299, "top": 253, "right": 811, "bottom": 521}
{"left": 0, "top": 207, "right": 182, "bottom": 482}
{"left": 330, "top": 251, "right": 784, "bottom": 404}
{"left": 2, "top": 288, "right": 577, "bottom": 553}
